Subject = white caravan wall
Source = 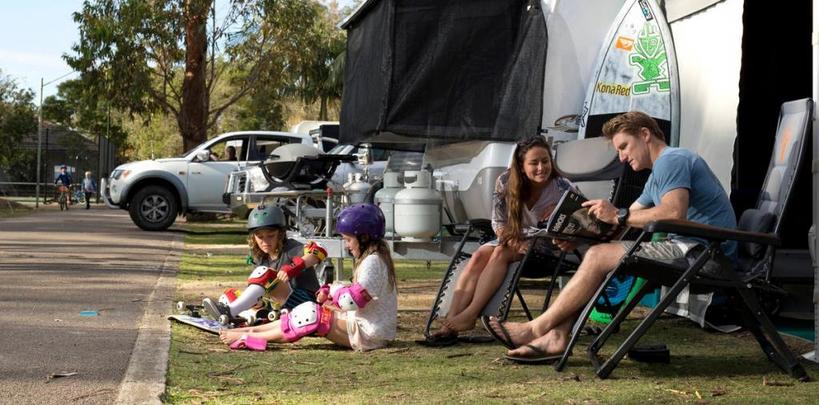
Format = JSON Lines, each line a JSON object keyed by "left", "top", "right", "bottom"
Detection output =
{"left": 540, "top": 0, "right": 625, "bottom": 130}
{"left": 670, "top": 0, "right": 743, "bottom": 191}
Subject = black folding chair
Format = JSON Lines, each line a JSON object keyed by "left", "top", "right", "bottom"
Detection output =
{"left": 556, "top": 219, "right": 808, "bottom": 381}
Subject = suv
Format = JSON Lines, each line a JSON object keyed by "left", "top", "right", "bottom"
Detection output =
{"left": 102, "top": 131, "right": 314, "bottom": 231}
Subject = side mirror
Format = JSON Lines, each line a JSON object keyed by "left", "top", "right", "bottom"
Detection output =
{"left": 195, "top": 150, "right": 211, "bottom": 162}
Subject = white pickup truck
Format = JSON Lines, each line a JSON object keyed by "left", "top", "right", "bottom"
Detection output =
{"left": 102, "top": 131, "right": 316, "bottom": 231}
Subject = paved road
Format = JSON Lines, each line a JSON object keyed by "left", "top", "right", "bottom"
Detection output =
{"left": 0, "top": 205, "right": 182, "bottom": 404}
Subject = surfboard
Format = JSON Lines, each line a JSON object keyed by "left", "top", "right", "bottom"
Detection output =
{"left": 578, "top": 0, "right": 680, "bottom": 145}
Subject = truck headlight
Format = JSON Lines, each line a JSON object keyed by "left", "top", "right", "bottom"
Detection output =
{"left": 111, "top": 170, "right": 131, "bottom": 180}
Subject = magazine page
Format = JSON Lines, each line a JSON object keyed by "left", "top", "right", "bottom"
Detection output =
{"left": 532, "top": 189, "right": 626, "bottom": 243}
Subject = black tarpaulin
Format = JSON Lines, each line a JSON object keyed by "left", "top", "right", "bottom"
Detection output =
{"left": 339, "top": 0, "right": 547, "bottom": 149}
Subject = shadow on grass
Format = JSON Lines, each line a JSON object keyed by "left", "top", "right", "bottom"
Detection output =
{"left": 169, "top": 228, "right": 246, "bottom": 236}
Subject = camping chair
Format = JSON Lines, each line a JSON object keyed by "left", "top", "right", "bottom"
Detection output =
{"left": 555, "top": 98, "right": 813, "bottom": 380}
{"left": 424, "top": 136, "right": 646, "bottom": 338}
{"left": 260, "top": 154, "right": 355, "bottom": 191}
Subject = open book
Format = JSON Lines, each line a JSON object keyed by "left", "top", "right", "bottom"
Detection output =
{"left": 530, "top": 189, "right": 627, "bottom": 243}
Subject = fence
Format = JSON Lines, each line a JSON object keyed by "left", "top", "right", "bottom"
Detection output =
{"left": 0, "top": 181, "right": 100, "bottom": 205}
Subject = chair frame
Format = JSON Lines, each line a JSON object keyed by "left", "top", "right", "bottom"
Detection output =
{"left": 555, "top": 219, "right": 809, "bottom": 381}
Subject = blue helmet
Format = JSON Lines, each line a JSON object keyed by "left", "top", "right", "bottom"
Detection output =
{"left": 336, "top": 204, "right": 385, "bottom": 241}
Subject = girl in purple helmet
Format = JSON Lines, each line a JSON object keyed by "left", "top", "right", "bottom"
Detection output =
{"left": 423, "top": 136, "right": 573, "bottom": 345}
{"left": 220, "top": 204, "right": 398, "bottom": 352}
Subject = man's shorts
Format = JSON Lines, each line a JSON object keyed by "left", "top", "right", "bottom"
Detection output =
{"left": 619, "top": 239, "right": 733, "bottom": 278}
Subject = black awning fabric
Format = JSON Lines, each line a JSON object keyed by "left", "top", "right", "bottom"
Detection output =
{"left": 339, "top": 0, "right": 547, "bottom": 148}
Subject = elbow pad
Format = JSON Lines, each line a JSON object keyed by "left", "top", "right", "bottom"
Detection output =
{"left": 303, "top": 241, "right": 328, "bottom": 261}
{"left": 330, "top": 283, "right": 373, "bottom": 311}
{"left": 281, "top": 256, "right": 306, "bottom": 279}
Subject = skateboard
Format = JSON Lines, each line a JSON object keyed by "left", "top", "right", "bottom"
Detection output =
{"left": 168, "top": 314, "right": 226, "bottom": 334}
{"left": 176, "top": 299, "right": 280, "bottom": 328}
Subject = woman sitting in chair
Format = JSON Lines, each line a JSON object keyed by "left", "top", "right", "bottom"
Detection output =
{"left": 424, "top": 135, "right": 572, "bottom": 345}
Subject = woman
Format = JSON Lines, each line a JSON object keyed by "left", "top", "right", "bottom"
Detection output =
{"left": 424, "top": 136, "right": 572, "bottom": 344}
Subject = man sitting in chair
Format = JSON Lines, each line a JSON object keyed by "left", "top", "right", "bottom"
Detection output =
{"left": 486, "top": 111, "right": 737, "bottom": 363}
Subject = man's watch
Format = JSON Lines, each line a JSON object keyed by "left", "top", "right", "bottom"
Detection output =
{"left": 616, "top": 208, "right": 630, "bottom": 226}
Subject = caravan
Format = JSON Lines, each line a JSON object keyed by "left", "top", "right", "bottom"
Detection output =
{"left": 224, "top": 0, "right": 817, "bottom": 360}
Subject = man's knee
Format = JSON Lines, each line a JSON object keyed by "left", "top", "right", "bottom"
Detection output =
{"left": 582, "top": 243, "right": 624, "bottom": 271}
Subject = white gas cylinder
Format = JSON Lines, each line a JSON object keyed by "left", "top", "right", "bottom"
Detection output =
{"left": 394, "top": 170, "right": 442, "bottom": 241}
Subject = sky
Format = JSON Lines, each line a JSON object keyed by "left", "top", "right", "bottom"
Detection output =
{"left": 0, "top": 1, "right": 85, "bottom": 101}
{"left": 0, "top": 0, "right": 358, "bottom": 104}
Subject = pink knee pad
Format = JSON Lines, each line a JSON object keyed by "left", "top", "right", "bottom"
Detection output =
{"left": 280, "top": 302, "right": 333, "bottom": 342}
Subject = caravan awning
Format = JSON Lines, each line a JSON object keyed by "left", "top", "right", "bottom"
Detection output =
{"left": 339, "top": 0, "right": 547, "bottom": 150}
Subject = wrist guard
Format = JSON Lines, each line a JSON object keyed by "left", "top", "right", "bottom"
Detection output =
{"left": 303, "top": 241, "right": 328, "bottom": 261}
{"left": 316, "top": 284, "right": 331, "bottom": 299}
{"left": 281, "top": 256, "right": 306, "bottom": 279}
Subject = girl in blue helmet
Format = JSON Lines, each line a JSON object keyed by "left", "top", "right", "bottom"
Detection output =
{"left": 220, "top": 203, "right": 398, "bottom": 352}
{"left": 202, "top": 204, "right": 328, "bottom": 323}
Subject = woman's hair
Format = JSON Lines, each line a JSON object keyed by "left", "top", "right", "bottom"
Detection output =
{"left": 248, "top": 227, "right": 285, "bottom": 263}
{"left": 601, "top": 111, "right": 665, "bottom": 142}
{"left": 354, "top": 235, "right": 396, "bottom": 289}
{"left": 500, "top": 136, "right": 559, "bottom": 248}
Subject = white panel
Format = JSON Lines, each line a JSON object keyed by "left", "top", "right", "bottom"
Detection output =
{"left": 540, "top": 0, "right": 626, "bottom": 129}
{"left": 670, "top": 0, "right": 743, "bottom": 191}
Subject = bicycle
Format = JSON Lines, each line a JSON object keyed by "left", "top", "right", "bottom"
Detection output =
{"left": 71, "top": 185, "right": 86, "bottom": 206}
{"left": 56, "top": 184, "right": 70, "bottom": 211}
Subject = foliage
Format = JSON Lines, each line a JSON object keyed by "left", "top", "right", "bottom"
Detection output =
{"left": 41, "top": 79, "right": 129, "bottom": 147}
{"left": 65, "top": 0, "right": 347, "bottom": 152}
{"left": 0, "top": 71, "right": 37, "bottom": 170}
{"left": 120, "top": 112, "right": 184, "bottom": 160}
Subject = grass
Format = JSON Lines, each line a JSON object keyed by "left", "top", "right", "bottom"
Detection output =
{"left": 0, "top": 198, "right": 34, "bottom": 218}
{"left": 166, "top": 221, "right": 819, "bottom": 404}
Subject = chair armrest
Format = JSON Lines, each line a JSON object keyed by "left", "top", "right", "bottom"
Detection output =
{"left": 644, "top": 219, "right": 780, "bottom": 247}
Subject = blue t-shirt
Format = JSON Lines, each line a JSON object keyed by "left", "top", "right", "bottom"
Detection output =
{"left": 637, "top": 147, "right": 737, "bottom": 258}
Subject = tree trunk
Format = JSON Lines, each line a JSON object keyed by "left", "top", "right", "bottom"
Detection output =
{"left": 180, "top": 0, "right": 210, "bottom": 151}
{"left": 319, "top": 97, "right": 328, "bottom": 121}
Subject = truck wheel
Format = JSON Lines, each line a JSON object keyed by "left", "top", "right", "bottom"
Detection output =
{"left": 129, "top": 185, "right": 178, "bottom": 231}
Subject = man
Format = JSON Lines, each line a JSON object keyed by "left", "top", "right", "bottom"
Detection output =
{"left": 82, "top": 171, "right": 97, "bottom": 209}
{"left": 55, "top": 166, "right": 72, "bottom": 187}
{"left": 486, "top": 111, "right": 736, "bottom": 362}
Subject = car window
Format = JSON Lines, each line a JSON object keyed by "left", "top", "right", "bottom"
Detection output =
{"left": 250, "top": 135, "right": 302, "bottom": 160}
{"left": 205, "top": 137, "right": 248, "bottom": 161}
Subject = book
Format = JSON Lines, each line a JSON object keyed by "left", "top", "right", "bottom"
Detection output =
{"left": 531, "top": 189, "right": 627, "bottom": 243}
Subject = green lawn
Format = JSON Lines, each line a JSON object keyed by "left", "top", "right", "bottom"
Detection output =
{"left": 0, "top": 198, "right": 33, "bottom": 218}
{"left": 166, "top": 221, "right": 818, "bottom": 404}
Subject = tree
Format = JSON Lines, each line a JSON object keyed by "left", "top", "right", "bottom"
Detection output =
{"left": 66, "top": 0, "right": 344, "bottom": 151}
{"left": 0, "top": 71, "right": 37, "bottom": 171}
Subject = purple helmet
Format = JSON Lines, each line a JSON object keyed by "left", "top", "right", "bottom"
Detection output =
{"left": 336, "top": 204, "right": 385, "bottom": 241}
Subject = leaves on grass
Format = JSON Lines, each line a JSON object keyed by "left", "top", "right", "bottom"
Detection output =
{"left": 762, "top": 377, "right": 794, "bottom": 387}
{"left": 45, "top": 371, "right": 77, "bottom": 383}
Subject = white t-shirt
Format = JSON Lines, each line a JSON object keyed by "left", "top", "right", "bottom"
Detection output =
{"left": 349, "top": 254, "right": 397, "bottom": 343}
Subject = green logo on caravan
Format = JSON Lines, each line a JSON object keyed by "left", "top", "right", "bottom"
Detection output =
{"left": 629, "top": 22, "right": 670, "bottom": 94}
